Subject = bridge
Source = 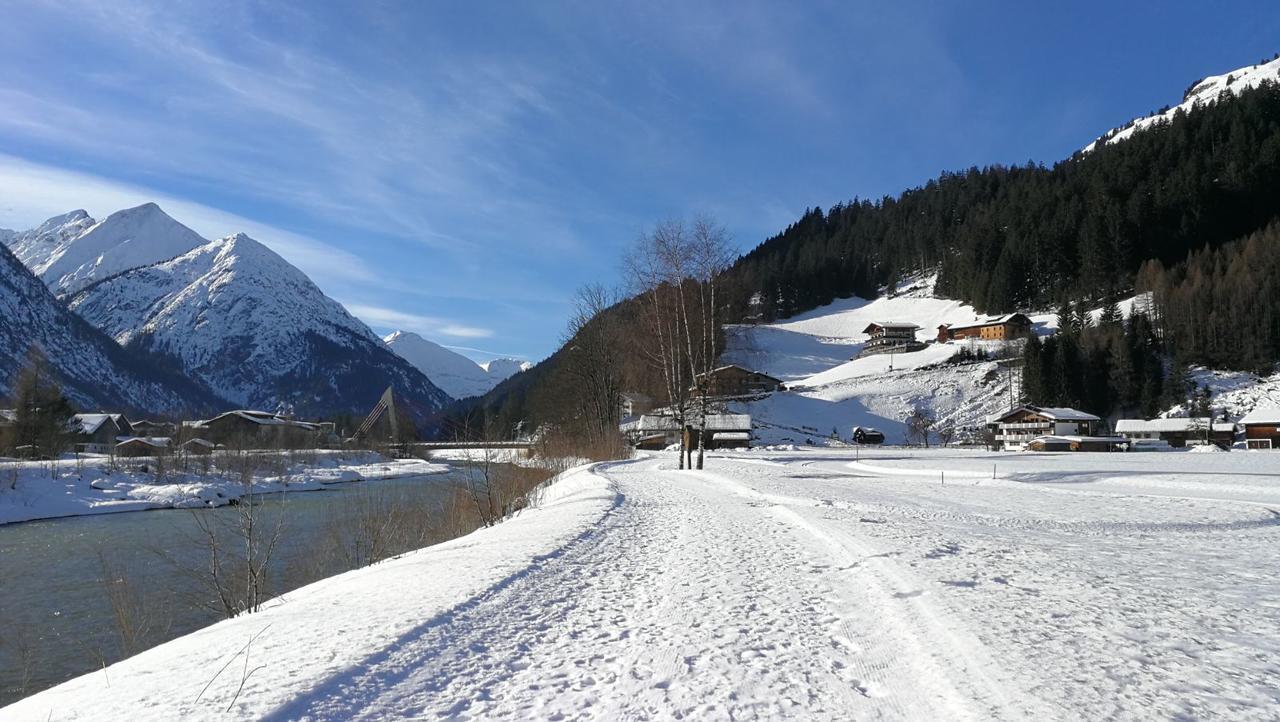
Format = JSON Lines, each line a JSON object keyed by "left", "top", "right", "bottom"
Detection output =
{"left": 409, "top": 441, "right": 534, "bottom": 451}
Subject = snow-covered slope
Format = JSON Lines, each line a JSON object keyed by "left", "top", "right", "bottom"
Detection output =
{"left": 721, "top": 278, "right": 1060, "bottom": 444}
{"left": 483, "top": 357, "right": 534, "bottom": 379}
{"left": 1086, "top": 56, "right": 1280, "bottom": 152}
{"left": 4, "top": 204, "right": 206, "bottom": 295}
{"left": 385, "top": 330, "right": 529, "bottom": 400}
{"left": 66, "top": 234, "right": 450, "bottom": 421}
{"left": 0, "top": 241, "right": 223, "bottom": 415}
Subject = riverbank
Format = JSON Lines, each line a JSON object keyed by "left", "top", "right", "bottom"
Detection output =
{"left": 0, "top": 451, "right": 448, "bottom": 526}
{"left": 3, "top": 460, "right": 617, "bottom": 720}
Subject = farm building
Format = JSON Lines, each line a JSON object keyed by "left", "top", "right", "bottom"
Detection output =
{"left": 1239, "top": 407, "right": 1280, "bottom": 449}
{"left": 72, "top": 414, "right": 133, "bottom": 454}
{"left": 1025, "top": 435, "right": 1128, "bottom": 452}
{"left": 859, "top": 322, "right": 925, "bottom": 357}
{"left": 937, "top": 314, "right": 1032, "bottom": 343}
{"left": 181, "top": 438, "right": 218, "bottom": 455}
{"left": 187, "top": 410, "right": 323, "bottom": 448}
{"left": 1114, "top": 418, "right": 1235, "bottom": 448}
{"left": 989, "top": 405, "right": 1100, "bottom": 450}
{"left": 115, "top": 437, "right": 172, "bottom": 457}
{"left": 851, "top": 426, "right": 885, "bottom": 444}
{"left": 692, "top": 366, "right": 783, "bottom": 397}
{"left": 620, "top": 413, "right": 753, "bottom": 450}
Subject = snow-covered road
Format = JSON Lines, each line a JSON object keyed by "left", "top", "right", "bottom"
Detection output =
{"left": 8, "top": 449, "right": 1280, "bottom": 720}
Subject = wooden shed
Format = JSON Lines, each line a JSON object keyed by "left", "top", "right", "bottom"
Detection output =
{"left": 1239, "top": 407, "right": 1280, "bottom": 449}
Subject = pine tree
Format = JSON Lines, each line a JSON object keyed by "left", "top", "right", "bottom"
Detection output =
{"left": 12, "top": 349, "right": 77, "bottom": 460}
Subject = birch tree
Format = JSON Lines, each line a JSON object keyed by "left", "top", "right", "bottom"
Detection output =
{"left": 624, "top": 217, "right": 732, "bottom": 469}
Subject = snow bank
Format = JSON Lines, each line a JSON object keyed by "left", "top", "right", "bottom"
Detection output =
{"left": 2, "top": 461, "right": 621, "bottom": 721}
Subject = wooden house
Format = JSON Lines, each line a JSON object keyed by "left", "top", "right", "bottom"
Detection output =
{"left": 130, "top": 419, "right": 177, "bottom": 437}
{"left": 988, "top": 405, "right": 1100, "bottom": 450}
{"left": 851, "top": 426, "right": 885, "bottom": 444}
{"left": 72, "top": 414, "right": 133, "bottom": 454}
{"left": 859, "top": 322, "right": 925, "bottom": 356}
{"left": 1114, "top": 418, "right": 1235, "bottom": 449}
{"left": 937, "top": 314, "right": 1032, "bottom": 343}
{"left": 692, "top": 365, "right": 783, "bottom": 397}
{"left": 1239, "top": 407, "right": 1280, "bottom": 449}
{"left": 115, "top": 437, "right": 171, "bottom": 457}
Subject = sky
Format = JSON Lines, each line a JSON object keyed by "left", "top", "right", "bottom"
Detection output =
{"left": 1, "top": 1, "right": 1278, "bottom": 362}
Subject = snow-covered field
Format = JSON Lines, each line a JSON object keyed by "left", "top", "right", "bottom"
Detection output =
{"left": 0, "top": 452, "right": 447, "bottom": 526}
{"left": 8, "top": 448, "right": 1280, "bottom": 720}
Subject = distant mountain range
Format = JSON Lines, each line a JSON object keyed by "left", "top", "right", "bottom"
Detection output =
{"left": 2, "top": 204, "right": 455, "bottom": 424}
{"left": 383, "top": 330, "right": 530, "bottom": 400}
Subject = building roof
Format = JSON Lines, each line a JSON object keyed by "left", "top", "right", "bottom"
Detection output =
{"left": 197, "top": 410, "right": 320, "bottom": 430}
{"left": 620, "top": 413, "right": 752, "bottom": 433}
{"left": 862, "top": 322, "right": 920, "bottom": 333}
{"left": 1115, "top": 418, "right": 1235, "bottom": 433}
{"left": 73, "top": 413, "right": 127, "bottom": 435}
{"left": 941, "top": 313, "right": 1031, "bottom": 332}
{"left": 1028, "top": 434, "right": 1128, "bottom": 444}
{"left": 182, "top": 438, "right": 217, "bottom": 448}
{"left": 1239, "top": 406, "right": 1280, "bottom": 425}
{"left": 991, "top": 405, "right": 1100, "bottom": 424}
{"left": 620, "top": 392, "right": 653, "bottom": 403}
{"left": 115, "top": 436, "right": 171, "bottom": 448}
{"left": 0, "top": 409, "right": 15, "bottom": 424}
{"left": 697, "top": 364, "right": 781, "bottom": 382}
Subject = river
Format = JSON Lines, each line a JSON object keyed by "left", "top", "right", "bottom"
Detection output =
{"left": 0, "top": 469, "right": 473, "bottom": 707}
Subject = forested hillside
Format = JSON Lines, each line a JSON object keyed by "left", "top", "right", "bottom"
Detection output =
{"left": 725, "top": 80, "right": 1280, "bottom": 322}
{"left": 444, "top": 77, "right": 1280, "bottom": 438}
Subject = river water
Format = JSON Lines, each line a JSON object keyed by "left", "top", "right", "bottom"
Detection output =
{"left": 0, "top": 470, "right": 471, "bottom": 707}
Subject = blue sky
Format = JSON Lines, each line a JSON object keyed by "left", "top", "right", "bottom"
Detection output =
{"left": 1, "top": 1, "right": 1277, "bottom": 362}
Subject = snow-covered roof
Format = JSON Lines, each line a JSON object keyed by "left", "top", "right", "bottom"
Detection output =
{"left": 620, "top": 413, "right": 752, "bottom": 433}
{"left": 1028, "top": 435, "right": 1128, "bottom": 444}
{"left": 74, "top": 413, "right": 126, "bottom": 434}
{"left": 202, "top": 410, "right": 319, "bottom": 430}
{"left": 1115, "top": 418, "right": 1235, "bottom": 433}
{"left": 862, "top": 322, "right": 920, "bottom": 332}
{"left": 990, "top": 405, "right": 1100, "bottom": 423}
{"left": 1239, "top": 407, "right": 1280, "bottom": 425}
{"left": 182, "top": 438, "right": 217, "bottom": 448}
{"left": 711, "top": 431, "right": 751, "bottom": 441}
{"left": 0, "top": 409, "right": 15, "bottom": 424}
{"left": 698, "top": 364, "right": 780, "bottom": 380}
{"left": 115, "top": 436, "right": 171, "bottom": 448}
{"left": 941, "top": 313, "right": 1030, "bottom": 332}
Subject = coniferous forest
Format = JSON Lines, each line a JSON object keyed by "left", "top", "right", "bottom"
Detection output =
{"left": 723, "top": 81, "right": 1280, "bottom": 326}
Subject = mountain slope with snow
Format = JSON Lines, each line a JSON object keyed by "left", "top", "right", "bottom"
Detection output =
{"left": 385, "top": 330, "right": 528, "bottom": 400}
{"left": 4, "top": 204, "right": 207, "bottom": 295}
{"left": 0, "top": 242, "right": 224, "bottom": 415}
{"left": 1086, "top": 56, "right": 1280, "bottom": 151}
{"left": 66, "top": 234, "right": 450, "bottom": 421}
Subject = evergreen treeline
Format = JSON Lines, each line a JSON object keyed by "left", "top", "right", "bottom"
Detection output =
{"left": 1020, "top": 306, "right": 1167, "bottom": 419}
{"left": 1138, "top": 222, "right": 1280, "bottom": 373}
{"left": 725, "top": 80, "right": 1280, "bottom": 323}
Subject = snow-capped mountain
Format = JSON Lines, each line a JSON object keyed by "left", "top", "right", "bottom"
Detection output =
{"left": 4, "top": 203, "right": 207, "bottom": 295}
{"left": 67, "top": 233, "right": 451, "bottom": 421}
{"left": 0, "top": 241, "right": 223, "bottom": 415}
{"left": 483, "top": 357, "right": 534, "bottom": 379}
{"left": 384, "top": 330, "right": 529, "bottom": 400}
{"left": 1086, "top": 55, "right": 1280, "bottom": 151}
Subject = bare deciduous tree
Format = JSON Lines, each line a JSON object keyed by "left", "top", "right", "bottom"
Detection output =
{"left": 905, "top": 407, "right": 935, "bottom": 447}
{"left": 560, "top": 284, "right": 625, "bottom": 449}
{"left": 624, "top": 216, "right": 733, "bottom": 469}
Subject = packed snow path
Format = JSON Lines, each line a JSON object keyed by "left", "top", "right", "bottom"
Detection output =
{"left": 9, "top": 449, "right": 1280, "bottom": 720}
{"left": 270, "top": 455, "right": 1029, "bottom": 720}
